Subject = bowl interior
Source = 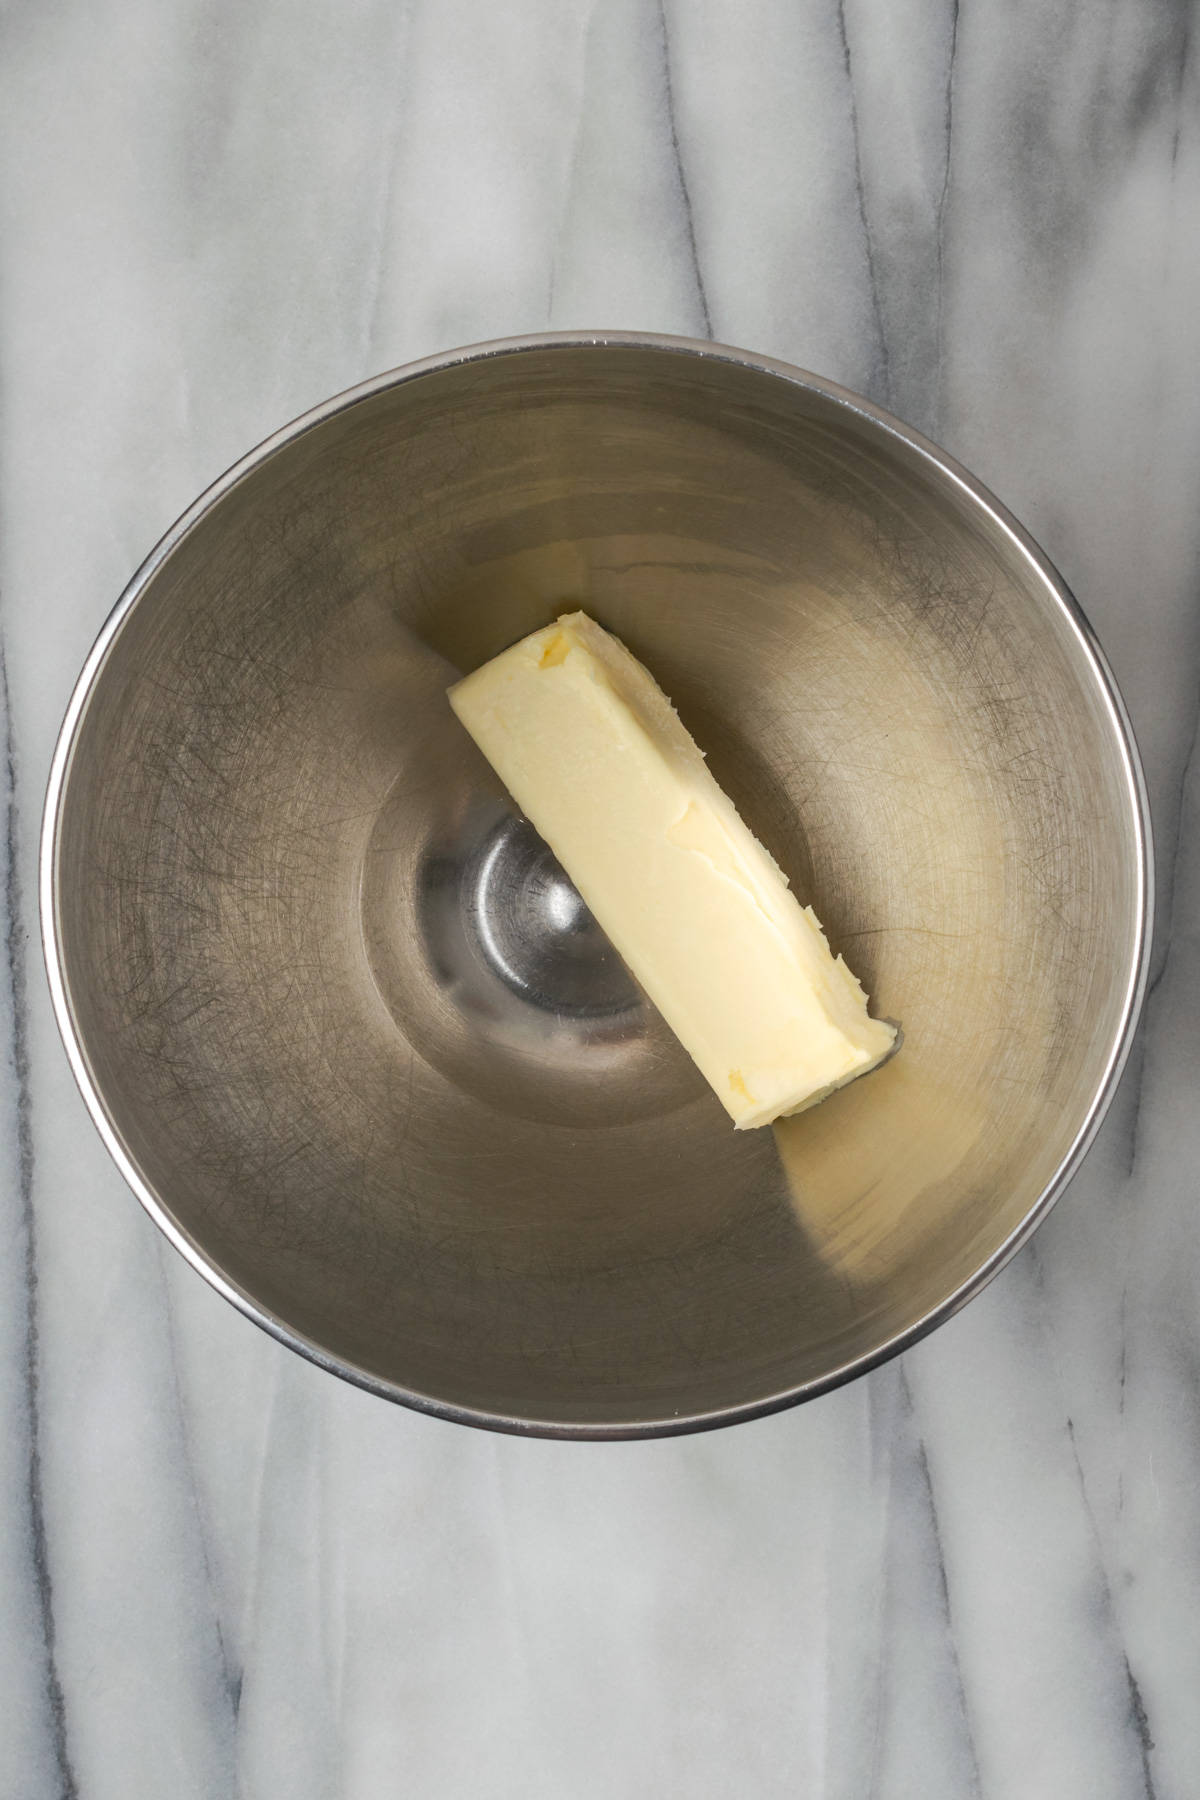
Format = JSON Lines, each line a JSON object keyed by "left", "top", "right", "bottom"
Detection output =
{"left": 49, "top": 343, "right": 1144, "bottom": 1431}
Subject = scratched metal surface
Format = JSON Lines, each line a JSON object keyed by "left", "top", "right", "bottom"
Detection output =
{"left": 45, "top": 338, "right": 1146, "bottom": 1431}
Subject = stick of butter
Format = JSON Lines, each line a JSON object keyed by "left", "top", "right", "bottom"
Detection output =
{"left": 448, "top": 612, "right": 896, "bottom": 1128}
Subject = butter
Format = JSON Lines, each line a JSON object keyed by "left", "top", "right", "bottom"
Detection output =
{"left": 448, "top": 612, "right": 896, "bottom": 1128}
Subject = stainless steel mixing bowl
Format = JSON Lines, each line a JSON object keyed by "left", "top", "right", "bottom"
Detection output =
{"left": 42, "top": 333, "right": 1151, "bottom": 1435}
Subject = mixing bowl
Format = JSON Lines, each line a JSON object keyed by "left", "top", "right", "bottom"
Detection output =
{"left": 42, "top": 333, "right": 1150, "bottom": 1435}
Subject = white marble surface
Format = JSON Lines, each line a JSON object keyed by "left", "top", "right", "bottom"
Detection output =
{"left": 2, "top": 2, "right": 1199, "bottom": 1794}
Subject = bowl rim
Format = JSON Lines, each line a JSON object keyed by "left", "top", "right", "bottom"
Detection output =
{"left": 39, "top": 329, "right": 1154, "bottom": 1439}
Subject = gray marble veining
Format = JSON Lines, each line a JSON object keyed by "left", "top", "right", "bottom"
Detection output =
{"left": 2, "top": 2, "right": 1199, "bottom": 1795}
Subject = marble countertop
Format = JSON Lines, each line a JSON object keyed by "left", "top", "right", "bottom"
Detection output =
{"left": 3, "top": 3, "right": 1198, "bottom": 1795}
